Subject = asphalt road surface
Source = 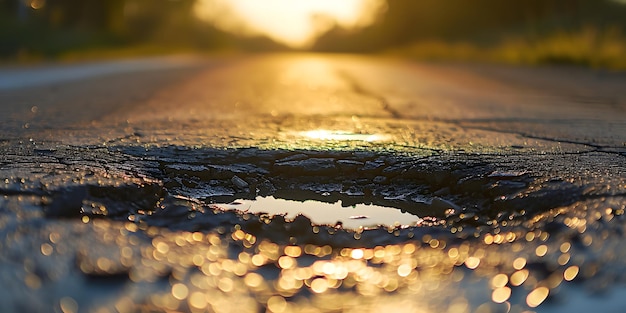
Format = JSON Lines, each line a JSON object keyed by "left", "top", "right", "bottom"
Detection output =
{"left": 1, "top": 53, "right": 625, "bottom": 312}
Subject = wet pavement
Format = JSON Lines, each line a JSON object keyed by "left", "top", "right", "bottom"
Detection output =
{"left": 1, "top": 53, "right": 625, "bottom": 312}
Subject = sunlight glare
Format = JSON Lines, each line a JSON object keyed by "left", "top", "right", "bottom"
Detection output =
{"left": 194, "top": 0, "right": 387, "bottom": 48}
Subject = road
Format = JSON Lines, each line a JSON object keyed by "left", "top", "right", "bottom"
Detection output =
{"left": 2, "top": 54, "right": 625, "bottom": 149}
{"left": 1, "top": 53, "right": 625, "bottom": 312}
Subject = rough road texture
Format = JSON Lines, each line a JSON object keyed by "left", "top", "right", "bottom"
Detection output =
{"left": 0, "top": 54, "right": 625, "bottom": 312}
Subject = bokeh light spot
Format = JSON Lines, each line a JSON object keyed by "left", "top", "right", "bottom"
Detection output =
{"left": 492, "top": 287, "right": 512, "bottom": 303}
{"left": 564, "top": 266, "right": 579, "bottom": 281}
{"left": 526, "top": 287, "right": 550, "bottom": 307}
{"left": 311, "top": 278, "right": 329, "bottom": 293}
{"left": 465, "top": 257, "right": 480, "bottom": 269}
{"left": 171, "top": 283, "right": 189, "bottom": 300}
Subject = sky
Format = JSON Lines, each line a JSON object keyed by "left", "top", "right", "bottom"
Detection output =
{"left": 193, "top": 0, "right": 387, "bottom": 48}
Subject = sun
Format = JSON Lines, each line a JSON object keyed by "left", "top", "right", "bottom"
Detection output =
{"left": 194, "top": 0, "right": 386, "bottom": 48}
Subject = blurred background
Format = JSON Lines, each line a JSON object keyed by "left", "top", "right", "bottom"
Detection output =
{"left": 2, "top": 0, "right": 626, "bottom": 68}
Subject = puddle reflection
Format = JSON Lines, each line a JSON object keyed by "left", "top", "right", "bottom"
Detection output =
{"left": 214, "top": 196, "right": 422, "bottom": 230}
{"left": 299, "top": 130, "right": 391, "bottom": 142}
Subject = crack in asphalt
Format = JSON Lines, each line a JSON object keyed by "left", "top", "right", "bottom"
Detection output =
{"left": 332, "top": 70, "right": 624, "bottom": 158}
{"left": 336, "top": 70, "right": 403, "bottom": 119}
{"left": 458, "top": 124, "right": 626, "bottom": 157}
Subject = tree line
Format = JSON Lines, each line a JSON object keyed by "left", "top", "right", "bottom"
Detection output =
{"left": 2, "top": 0, "right": 626, "bottom": 58}
{"left": 0, "top": 0, "right": 240, "bottom": 58}
{"left": 313, "top": 0, "right": 626, "bottom": 52}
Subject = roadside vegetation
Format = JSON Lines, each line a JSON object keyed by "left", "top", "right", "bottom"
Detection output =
{"left": 0, "top": 0, "right": 282, "bottom": 62}
{"left": 312, "top": 0, "right": 626, "bottom": 70}
{"left": 2, "top": 0, "right": 626, "bottom": 69}
{"left": 386, "top": 27, "right": 626, "bottom": 70}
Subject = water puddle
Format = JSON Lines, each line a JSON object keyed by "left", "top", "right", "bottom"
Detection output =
{"left": 297, "top": 130, "right": 391, "bottom": 142}
{"left": 212, "top": 196, "right": 422, "bottom": 230}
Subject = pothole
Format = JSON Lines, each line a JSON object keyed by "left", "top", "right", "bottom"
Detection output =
{"left": 7, "top": 144, "right": 599, "bottom": 245}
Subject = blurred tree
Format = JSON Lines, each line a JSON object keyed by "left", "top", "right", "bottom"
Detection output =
{"left": 3, "top": 0, "right": 626, "bottom": 59}
{"left": 0, "top": 0, "right": 236, "bottom": 58}
{"left": 313, "top": 0, "right": 626, "bottom": 52}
